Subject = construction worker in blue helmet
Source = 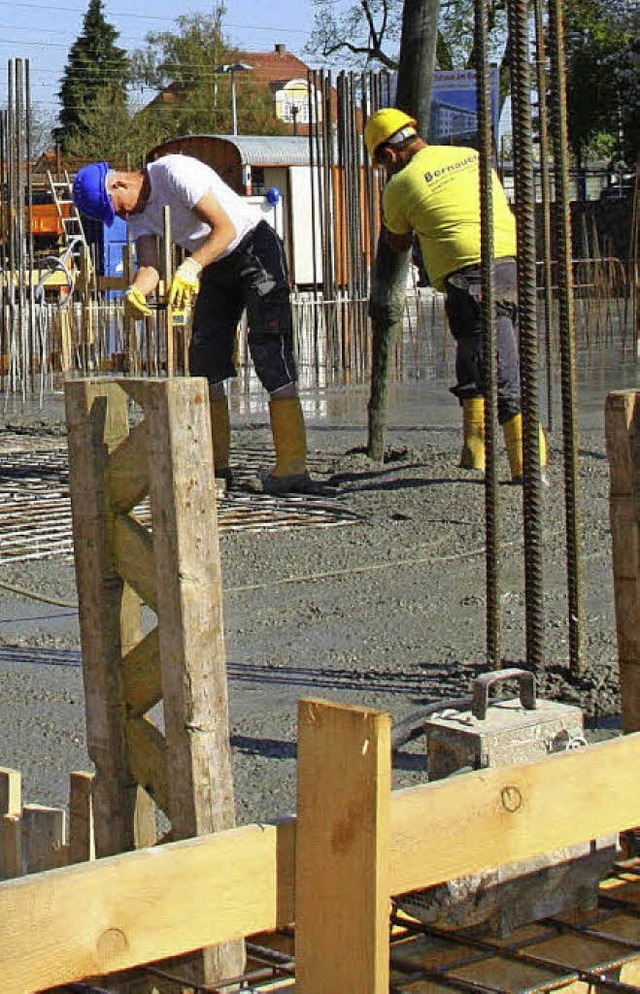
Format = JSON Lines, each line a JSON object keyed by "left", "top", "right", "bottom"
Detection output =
{"left": 73, "top": 156, "right": 311, "bottom": 495}
{"left": 364, "top": 108, "right": 547, "bottom": 483}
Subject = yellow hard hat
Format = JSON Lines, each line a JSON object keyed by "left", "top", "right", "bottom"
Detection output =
{"left": 364, "top": 108, "right": 418, "bottom": 157}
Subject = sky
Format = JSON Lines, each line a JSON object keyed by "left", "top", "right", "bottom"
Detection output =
{"left": 0, "top": 0, "right": 322, "bottom": 119}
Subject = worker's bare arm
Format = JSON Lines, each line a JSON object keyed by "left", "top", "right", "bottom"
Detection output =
{"left": 190, "top": 192, "right": 238, "bottom": 268}
{"left": 133, "top": 236, "right": 161, "bottom": 294}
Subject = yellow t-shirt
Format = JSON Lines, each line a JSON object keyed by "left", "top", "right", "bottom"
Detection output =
{"left": 382, "top": 145, "right": 517, "bottom": 291}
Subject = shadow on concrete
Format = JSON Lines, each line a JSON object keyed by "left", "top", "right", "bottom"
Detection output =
{"left": 0, "top": 644, "right": 81, "bottom": 668}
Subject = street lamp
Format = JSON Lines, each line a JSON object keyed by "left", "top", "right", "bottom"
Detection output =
{"left": 214, "top": 62, "right": 253, "bottom": 136}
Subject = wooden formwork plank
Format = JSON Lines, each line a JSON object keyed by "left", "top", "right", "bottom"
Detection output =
{"left": 296, "top": 699, "right": 391, "bottom": 994}
{"left": 121, "top": 627, "right": 162, "bottom": 717}
{"left": 125, "top": 717, "right": 170, "bottom": 816}
{"left": 0, "top": 766, "right": 21, "bottom": 816}
{"left": 105, "top": 419, "right": 150, "bottom": 513}
{"left": 0, "top": 819, "right": 293, "bottom": 994}
{"left": 111, "top": 513, "right": 157, "bottom": 612}
{"left": 0, "top": 814, "right": 22, "bottom": 880}
{"left": 143, "top": 379, "right": 236, "bottom": 840}
{"left": 120, "top": 583, "right": 157, "bottom": 852}
{"left": 3, "top": 731, "right": 640, "bottom": 993}
{"left": 64, "top": 380, "right": 154, "bottom": 857}
{"left": 143, "top": 376, "right": 244, "bottom": 985}
{"left": 68, "top": 772, "right": 95, "bottom": 865}
{"left": 605, "top": 390, "right": 640, "bottom": 731}
{"left": 22, "top": 804, "right": 66, "bottom": 874}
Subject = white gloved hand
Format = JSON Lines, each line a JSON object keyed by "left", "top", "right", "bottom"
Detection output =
{"left": 169, "top": 257, "right": 203, "bottom": 311}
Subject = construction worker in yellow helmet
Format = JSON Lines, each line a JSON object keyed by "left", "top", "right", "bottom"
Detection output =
{"left": 364, "top": 108, "right": 547, "bottom": 483}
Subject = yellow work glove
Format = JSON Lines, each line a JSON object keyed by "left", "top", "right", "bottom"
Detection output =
{"left": 124, "top": 285, "right": 152, "bottom": 321}
{"left": 169, "top": 257, "right": 202, "bottom": 311}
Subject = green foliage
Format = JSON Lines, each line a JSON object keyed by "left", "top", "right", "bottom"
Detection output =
{"left": 62, "top": 90, "right": 169, "bottom": 167}
{"left": 55, "top": 0, "right": 130, "bottom": 152}
{"left": 565, "top": 0, "right": 640, "bottom": 166}
{"left": 130, "top": 5, "right": 286, "bottom": 138}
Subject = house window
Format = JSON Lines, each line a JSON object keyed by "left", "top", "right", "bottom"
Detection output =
{"left": 275, "top": 79, "right": 322, "bottom": 125}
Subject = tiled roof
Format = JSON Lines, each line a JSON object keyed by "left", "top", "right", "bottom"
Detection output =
{"left": 230, "top": 46, "right": 311, "bottom": 88}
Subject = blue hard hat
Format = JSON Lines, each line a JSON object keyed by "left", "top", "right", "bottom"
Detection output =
{"left": 266, "top": 186, "right": 281, "bottom": 205}
{"left": 72, "top": 161, "right": 115, "bottom": 226}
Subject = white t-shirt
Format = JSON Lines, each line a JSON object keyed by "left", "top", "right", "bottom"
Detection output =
{"left": 128, "top": 154, "right": 257, "bottom": 258}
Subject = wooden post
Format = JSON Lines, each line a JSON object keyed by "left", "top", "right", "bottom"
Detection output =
{"left": 65, "top": 380, "right": 155, "bottom": 858}
{"left": 0, "top": 767, "right": 20, "bottom": 818}
{"left": 296, "top": 698, "right": 391, "bottom": 994}
{"left": 22, "top": 804, "right": 66, "bottom": 873}
{"left": 64, "top": 377, "right": 244, "bottom": 990}
{"left": 605, "top": 390, "right": 640, "bottom": 731}
{"left": 68, "top": 771, "right": 95, "bottom": 864}
{"left": 0, "top": 768, "right": 22, "bottom": 880}
{"left": 0, "top": 816, "right": 21, "bottom": 879}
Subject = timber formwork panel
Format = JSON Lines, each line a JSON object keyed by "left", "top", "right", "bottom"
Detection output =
{"left": 64, "top": 376, "right": 244, "bottom": 990}
{"left": 4, "top": 711, "right": 640, "bottom": 992}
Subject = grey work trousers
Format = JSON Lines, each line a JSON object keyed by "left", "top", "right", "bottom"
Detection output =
{"left": 444, "top": 256, "right": 521, "bottom": 424}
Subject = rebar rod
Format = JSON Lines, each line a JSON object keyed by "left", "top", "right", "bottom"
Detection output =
{"left": 533, "top": 0, "right": 555, "bottom": 432}
{"left": 475, "top": 0, "right": 501, "bottom": 667}
{"left": 507, "top": 0, "right": 546, "bottom": 668}
{"left": 547, "top": 0, "right": 584, "bottom": 674}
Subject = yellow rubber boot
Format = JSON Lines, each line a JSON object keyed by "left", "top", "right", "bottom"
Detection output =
{"left": 503, "top": 413, "right": 524, "bottom": 482}
{"left": 256, "top": 396, "right": 310, "bottom": 494}
{"left": 209, "top": 393, "right": 232, "bottom": 486}
{"left": 503, "top": 414, "right": 548, "bottom": 484}
{"left": 460, "top": 398, "right": 486, "bottom": 471}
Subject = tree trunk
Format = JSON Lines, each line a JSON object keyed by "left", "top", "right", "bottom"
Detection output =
{"left": 367, "top": 238, "right": 411, "bottom": 462}
{"left": 366, "top": 0, "right": 441, "bottom": 460}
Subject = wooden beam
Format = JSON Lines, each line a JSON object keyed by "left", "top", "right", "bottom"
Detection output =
{"left": 0, "top": 767, "right": 21, "bottom": 816}
{"left": 68, "top": 772, "right": 95, "bottom": 865}
{"left": 65, "top": 380, "right": 152, "bottom": 857}
{"left": 3, "top": 730, "right": 640, "bottom": 992}
{"left": 125, "top": 717, "right": 170, "bottom": 816}
{"left": 0, "top": 820, "right": 294, "bottom": 994}
{"left": 143, "top": 378, "right": 235, "bottom": 841}
{"left": 106, "top": 420, "right": 150, "bottom": 513}
{"left": 605, "top": 390, "right": 640, "bottom": 731}
{"left": 143, "top": 376, "right": 244, "bottom": 984}
{"left": 120, "top": 584, "right": 157, "bottom": 851}
{"left": 0, "top": 815, "right": 22, "bottom": 880}
{"left": 387, "top": 730, "right": 637, "bottom": 896}
{"left": 22, "top": 805, "right": 66, "bottom": 874}
{"left": 120, "top": 378, "right": 155, "bottom": 410}
{"left": 111, "top": 513, "right": 157, "bottom": 612}
{"left": 121, "top": 627, "right": 162, "bottom": 717}
{"left": 296, "top": 699, "right": 391, "bottom": 994}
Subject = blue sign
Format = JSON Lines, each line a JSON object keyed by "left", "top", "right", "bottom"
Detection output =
{"left": 388, "top": 69, "right": 501, "bottom": 148}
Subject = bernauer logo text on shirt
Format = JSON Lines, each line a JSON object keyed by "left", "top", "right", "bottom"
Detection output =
{"left": 424, "top": 155, "right": 476, "bottom": 183}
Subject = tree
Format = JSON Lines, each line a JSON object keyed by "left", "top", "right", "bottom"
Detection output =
{"left": 367, "top": 0, "right": 440, "bottom": 461}
{"left": 62, "top": 90, "right": 168, "bottom": 167}
{"left": 304, "top": 0, "right": 508, "bottom": 78}
{"left": 131, "top": 6, "right": 286, "bottom": 138}
{"left": 565, "top": 0, "right": 640, "bottom": 169}
{"left": 55, "top": 0, "right": 130, "bottom": 152}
